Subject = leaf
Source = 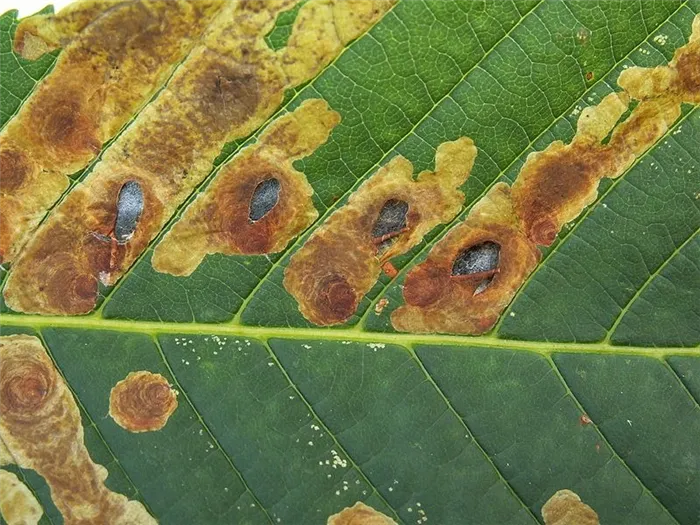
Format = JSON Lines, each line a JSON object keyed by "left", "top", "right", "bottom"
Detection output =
{"left": 0, "top": 1, "right": 699, "bottom": 525}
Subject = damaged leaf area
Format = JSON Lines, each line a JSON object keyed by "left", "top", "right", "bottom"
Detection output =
{"left": 284, "top": 137, "right": 477, "bottom": 326}
{"left": 542, "top": 490, "right": 599, "bottom": 525}
{"left": 2, "top": 0, "right": 395, "bottom": 315}
{"left": 512, "top": 91, "right": 680, "bottom": 247}
{"left": 327, "top": 502, "right": 398, "bottom": 525}
{"left": 109, "top": 370, "right": 178, "bottom": 433}
{"left": 391, "top": 17, "right": 695, "bottom": 335}
{"left": 0, "top": 2, "right": 699, "bottom": 525}
{"left": 0, "top": 0, "right": 223, "bottom": 264}
{"left": 151, "top": 98, "right": 340, "bottom": 276}
{"left": 0, "top": 469, "right": 42, "bottom": 525}
{"left": 392, "top": 183, "right": 540, "bottom": 335}
{"left": 618, "top": 14, "right": 700, "bottom": 103}
{"left": 0, "top": 335, "right": 155, "bottom": 524}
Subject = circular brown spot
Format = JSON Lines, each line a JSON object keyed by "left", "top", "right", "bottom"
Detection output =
{"left": 45, "top": 259, "right": 99, "bottom": 314}
{"left": 41, "top": 100, "right": 100, "bottom": 156}
{"left": 317, "top": 274, "right": 357, "bottom": 324}
{"left": 403, "top": 264, "right": 446, "bottom": 307}
{"left": 0, "top": 356, "right": 55, "bottom": 419}
{"left": 0, "top": 148, "right": 32, "bottom": 193}
{"left": 528, "top": 216, "right": 558, "bottom": 246}
{"left": 109, "top": 371, "right": 178, "bottom": 433}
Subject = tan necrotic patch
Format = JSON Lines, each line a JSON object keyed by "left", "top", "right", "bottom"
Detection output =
{"left": 327, "top": 502, "right": 398, "bottom": 525}
{"left": 0, "top": 469, "right": 43, "bottom": 525}
{"left": 109, "top": 371, "right": 178, "bottom": 433}
{"left": 284, "top": 137, "right": 477, "bottom": 326}
{"left": 392, "top": 183, "right": 540, "bottom": 335}
{"left": 618, "top": 14, "right": 700, "bottom": 104}
{"left": 0, "top": 0, "right": 224, "bottom": 265}
{"left": 3, "top": 0, "right": 395, "bottom": 315}
{"left": 511, "top": 91, "right": 681, "bottom": 246}
{"left": 0, "top": 335, "right": 156, "bottom": 525}
{"left": 151, "top": 98, "right": 340, "bottom": 276}
{"left": 393, "top": 64, "right": 685, "bottom": 335}
{"left": 542, "top": 489, "right": 599, "bottom": 525}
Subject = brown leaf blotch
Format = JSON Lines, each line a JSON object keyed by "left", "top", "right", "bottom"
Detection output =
{"left": 152, "top": 99, "right": 340, "bottom": 276}
{"left": 542, "top": 489, "right": 599, "bottom": 525}
{"left": 393, "top": 183, "right": 540, "bottom": 335}
{"left": 285, "top": 137, "right": 477, "bottom": 326}
{"left": 5, "top": 0, "right": 394, "bottom": 314}
{"left": 0, "top": 335, "right": 155, "bottom": 525}
{"left": 327, "top": 502, "right": 398, "bottom": 525}
{"left": 109, "top": 371, "right": 178, "bottom": 433}
{"left": 0, "top": 0, "right": 224, "bottom": 266}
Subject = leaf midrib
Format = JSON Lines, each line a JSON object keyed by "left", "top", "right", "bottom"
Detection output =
{"left": 3, "top": 314, "right": 697, "bottom": 358}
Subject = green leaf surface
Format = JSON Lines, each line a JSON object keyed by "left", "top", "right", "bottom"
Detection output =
{"left": 1, "top": 1, "right": 699, "bottom": 525}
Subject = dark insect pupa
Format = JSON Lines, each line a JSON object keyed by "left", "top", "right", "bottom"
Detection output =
{"left": 114, "top": 180, "right": 144, "bottom": 244}
{"left": 249, "top": 177, "right": 281, "bottom": 222}
{"left": 372, "top": 198, "right": 409, "bottom": 251}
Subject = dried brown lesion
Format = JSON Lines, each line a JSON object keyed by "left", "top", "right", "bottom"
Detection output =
{"left": 542, "top": 490, "right": 599, "bottom": 525}
{"left": 618, "top": 14, "right": 700, "bottom": 104}
{"left": 392, "top": 183, "right": 540, "bottom": 335}
{"left": 510, "top": 90, "right": 679, "bottom": 247}
{"left": 327, "top": 502, "right": 398, "bottom": 525}
{"left": 284, "top": 137, "right": 477, "bottom": 326}
{"left": 3, "top": 0, "right": 395, "bottom": 315}
{"left": 151, "top": 99, "right": 340, "bottom": 276}
{"left": 0, "top": 469, "right": 43, "bottom": 525}
{"left": 109, "top": 371, "right": 178, "bottom": 433}
{"left": 391, "top": 15, "right": 695, "bottom": 335}
{"left": 0, "top": 0, "right": 225, "bottom": 265}
{"left": 0, "top": 335, "right": 156, "bottom": 524}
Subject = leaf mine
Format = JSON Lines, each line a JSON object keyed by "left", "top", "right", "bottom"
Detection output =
{"left": 284, "top": 137, "right": 477, "bottom": 326}
{"left": 0, "top": 335, "right": 156, "bottom": 524}
{"left": 542, "top": 489, "right": 599, "bottom": 525}
{"left": 391, "top": 16, "right": 700, "bottom": 335}
{"left": 0, "top": 469, "right": 43, "bottom": 525}
{"left": 392, "top": 183, "right": 540, "bottom": 335}
{"left": 618, "top": 14, "right": 700, "bottom": 104}
{"left": 511, "top": 91, "right": 681, "bottom": 247}
{"left": 151, "top": 99, "right": 340, "bottom": 276}
{"left": 327, "top": 501, "right": 398, "bottom": 525}
{"left": 0, "top": 0, "right": 224, "bottom": 264}
{"left": 109, "top": 371, "right": 178, "bottom": 433}
{"left": 3, "top": 0, "right": 395, "bottom": 314}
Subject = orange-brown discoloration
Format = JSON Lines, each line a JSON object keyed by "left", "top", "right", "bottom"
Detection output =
{"left": 392, "top": 184, "right": 540, "bottom": 335}
{"left": 542, "top": 490, "right": 599, "bottom": 525}
{"left": 0, "top": 335, "right": 155, "bottom": 525}
{"left": 618, "top": 14, "right": 700, "bottom": 104}
{"left": 327, "top": 502, "right": 398, "bottom": 525}
{"left": 109, "top": 371, "right": 177, "bottom": 433}
{"left": 152, "top": 99, "right": 340, "bottom": 276}
{"left": 4, "top": 0, "right": 395, "bottom": 315}
{"left": 3, "top": 172, "right": 164, "bottom": 314}
{"left": 284, "top": 138, "right": 477, "bottom": 326}
{"left": 511, "top": 92, "right": 680, "bottom": 246}
{"left": 0, "top": 0, "right": 224, "bottom": 265}
{"left": 0, "top": 469, "right": 43, "bottom": 525}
